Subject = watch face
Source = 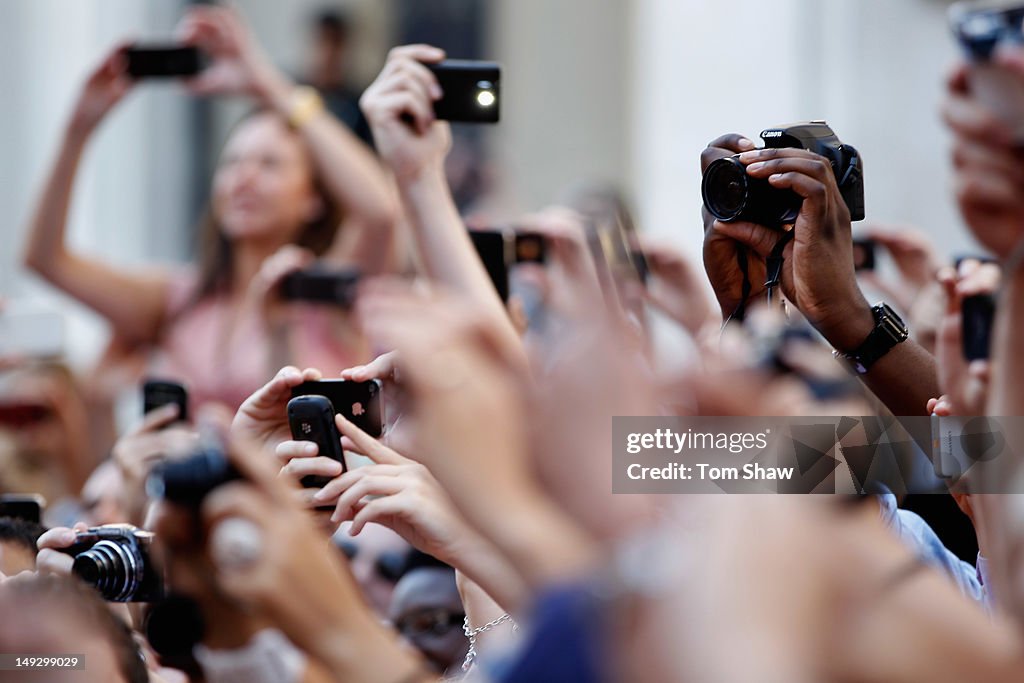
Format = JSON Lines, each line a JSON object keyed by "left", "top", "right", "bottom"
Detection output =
{"left": 874, "top": 303, "right": 909, "bottom": 343}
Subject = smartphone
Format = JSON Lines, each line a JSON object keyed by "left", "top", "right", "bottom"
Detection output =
{"left": 425, "top": 60, "right": 501, "bottom": 123}
{"left": 290, "top": 380, "right": 383, "bottom": 438}
{"left": 280, "top": 267, "right": 360, "bottom": 308}
{"left": 513, "top": 232, "right": 546, "bottom": 265}
{"left": 143, "top": 380, "right": 189, "bottom": 422}
{"left": 470, "top": 229, "right": 510, "bottom": 302}
{"left": 851, "top": 238, "right": 877, "bottom": 272}
{"left": 0, "top": 309, "right": 64, "bottom": 359}
{"left": 287, "top": 395, "right": 347, "bottom": 490}
{"left": 0, "top": 494, "right": 45, "bottom": 523}
{"left": 125, "top": 45, "right": 203, "bottom": 79}
{"left": 962, "top": 293, "right": 997, "bottom": 361}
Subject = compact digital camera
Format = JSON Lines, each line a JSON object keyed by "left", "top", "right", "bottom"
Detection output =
{"left": 63, "top": 525, "right": 163, "bottom": 602}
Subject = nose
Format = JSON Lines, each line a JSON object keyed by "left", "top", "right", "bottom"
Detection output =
{"left": 228, "top": 158, "right": 261, "bottom": 192}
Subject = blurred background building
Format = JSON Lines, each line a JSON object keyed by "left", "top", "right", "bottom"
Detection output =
{"left": 0, "top": 0, "right": 965, "bottom": 368}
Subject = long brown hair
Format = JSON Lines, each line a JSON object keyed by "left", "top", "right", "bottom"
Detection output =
{"left": 194, "top": 109, "right": 342, "bottom": 301}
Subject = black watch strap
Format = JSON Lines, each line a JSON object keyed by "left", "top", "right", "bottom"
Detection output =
{"left": 833, "top": 303, "right": 909, "bottom": 375}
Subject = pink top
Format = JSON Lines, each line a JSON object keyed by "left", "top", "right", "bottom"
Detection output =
{"left": 149, "top": 270, "right": 366, "bottom": 412}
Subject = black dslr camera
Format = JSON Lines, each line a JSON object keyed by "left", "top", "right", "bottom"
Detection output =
{"left": 702, "top": 121, "right": 865, "bottom": 229}
{"left": 147, "top": 444, "right": 241, "bottom": 507}
{"left": 62, "top": 525, "right": 163, "bottom": 602}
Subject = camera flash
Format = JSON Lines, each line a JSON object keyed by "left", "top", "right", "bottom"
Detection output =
{"left": 476, "top": 90, "right": 496, "bottom": 108}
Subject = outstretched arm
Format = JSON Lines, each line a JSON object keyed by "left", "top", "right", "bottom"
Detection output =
{"left": 23, "top": 45, "right": 170, "bottom": 346}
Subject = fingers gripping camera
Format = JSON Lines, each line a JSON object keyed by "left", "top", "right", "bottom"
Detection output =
{"left": 702, "top": 121, "right": 865, "bottom": 229}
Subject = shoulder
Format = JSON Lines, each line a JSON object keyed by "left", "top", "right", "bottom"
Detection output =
{"left": 163, "top": 267, "right": 203, "bottom": 318}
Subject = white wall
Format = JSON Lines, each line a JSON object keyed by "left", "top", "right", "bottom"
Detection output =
{"left": 488, "top": 0, "right": 632, "bottom": 216}
{"left": 630, "top": 0, "right": 973, "bottom": 262}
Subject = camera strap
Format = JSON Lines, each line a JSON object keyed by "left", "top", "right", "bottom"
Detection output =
{"left": 764, "top": 230, "right": 794, "bottom": 307}
{"left": 725, "top": 246, "right": 753, "bottom": 325}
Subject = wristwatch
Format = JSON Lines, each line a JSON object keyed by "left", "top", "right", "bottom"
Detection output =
{"left": 833, "top": 302, "right": 909, "bottom": 375}
{"left": 285, "top": 86, "right": 325, "bottom": 130}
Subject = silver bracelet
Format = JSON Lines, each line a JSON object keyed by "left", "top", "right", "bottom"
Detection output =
{"left": 461, "top": 613, "right": 518, "bottom": 672}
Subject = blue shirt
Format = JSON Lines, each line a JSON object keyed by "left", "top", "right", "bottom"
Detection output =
{"left": 878, "top": 493, "right": 984, "bottom": 602}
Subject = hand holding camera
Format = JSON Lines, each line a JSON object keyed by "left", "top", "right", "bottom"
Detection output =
{"left": 69, "top": 42, "right": 136, "bottom": 136}
{"left": 175, "top": 5, "right": 285, "bottom": 101}
{"left": 231, "top": 365, "right": 324, "bottom": 454}
{"left": 700, "top": 133, "right": 770, "bottom": 319}
{"left": 151, "top": 423, "right": 420, "bottom": 680}
{"left": 855, "top": 225, "right": 943, "bottom": 313}
{"left": 360, "top": 44, "right": 451, "bottom": 182}
{"left": 701, "top": 124, "right": 873, "bottom": 350}
{"left": 930, "top": 259, "right": 1001, "bottom": 416}
{"left": 640, "top": 238, "right": 716, "bottom": 337}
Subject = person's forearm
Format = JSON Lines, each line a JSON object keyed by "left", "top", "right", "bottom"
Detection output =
{"left": 22, "top": 120, "right": 168, "bottom": 344}
{"left": 23, "top": 124, "right": 88, "bottom": 277}
{"left": 988, "top": 266, "right": 1024, "bottom": 416}
{"left": 819, "top": 303, "right": 939, "bottom": 416}
{"left": 469, "top": 488, "right": 600, "bottom": 592}
{"left": 307, "top": 617, "right": 428, "bottom": 683}
{"left": 446, "top": 531, "right": 531, "bottom": 613}
{"left": 258, "top": 76, "right": 397, "bottom": 274}
{"left": 398, "top": 167, "right": 525, "bottom": 363}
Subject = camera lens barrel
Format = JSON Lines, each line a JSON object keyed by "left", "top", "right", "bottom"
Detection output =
{"left": 148, "top": 447, "right": 240, "bottom": 505}
{"left": 702, "top": 156, "right": 802, "bottom": 228}
{"left": 72, "top": 538, "right": 144, "bottom": 602}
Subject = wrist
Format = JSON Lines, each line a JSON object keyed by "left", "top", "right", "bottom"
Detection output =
{"left": 812, "top": 298, "right": 876, "bottom": 353}
{"left": 254, "top": 68, "right": 295, "bottom": 111}
{"left": 393, "top": 156, "right": 447, "bottom": 187}
{"left": 65, "top": 115, "right": 96, "bottom": 145}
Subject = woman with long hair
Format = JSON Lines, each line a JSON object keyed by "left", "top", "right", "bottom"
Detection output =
{"left": 23, "top": 6, "right": 397, "bottom": 410}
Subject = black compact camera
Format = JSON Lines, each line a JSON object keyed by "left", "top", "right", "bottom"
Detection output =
{"left": 702, "top": 121, "right": 865, "bottom": 229}
{"left": 62, "top": 525, "right": 163, "bottom": 602}
{"left": 147, "top": 445, "right": 240, "bottom": 507}
{"left": 280, "top": 266, "right": 360, "bottom": 308}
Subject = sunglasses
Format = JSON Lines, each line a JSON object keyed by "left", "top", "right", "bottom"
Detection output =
{"left": 394, "top": 607, "right": 466, "bottom": 638}
{"left": 335, "top": 539, "right": 407, "bottom": 584}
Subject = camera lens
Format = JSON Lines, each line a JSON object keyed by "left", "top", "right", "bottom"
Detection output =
{"left": 702, "top": 158, "right": 749, "bottom": 221}
{"left": 148, "top": 447, "right": 239, "bottom": 506}
{"left": 73, "top": 538, "right": 143, "bottom": 602}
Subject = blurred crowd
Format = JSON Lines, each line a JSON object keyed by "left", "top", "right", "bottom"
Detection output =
{"left": 4, "top": 3, "right": 1024, "bottom": 682}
